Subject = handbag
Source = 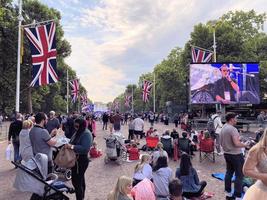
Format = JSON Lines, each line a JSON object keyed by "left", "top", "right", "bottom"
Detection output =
{"left": 54, "top": 146, "right": 77, "bottom": 168}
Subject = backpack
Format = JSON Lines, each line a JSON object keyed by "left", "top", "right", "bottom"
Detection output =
{"left": 207, "top": 116, "right": 218, "bottom": 133}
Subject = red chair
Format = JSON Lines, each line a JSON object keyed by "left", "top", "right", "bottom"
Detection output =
{"left": 199, "top": 138, "right": 215, "bottom": 163}
{"left": 146, "top": 136, "right": 159, "bottom": 151}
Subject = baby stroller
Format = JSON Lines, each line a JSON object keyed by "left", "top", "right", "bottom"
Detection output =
{"left": 52, "top": 145, "right": 72, "bottom": 180}
{"left": 13, "top": 153, "right": 74, "bottom": 200}
{"left": 104, "top": 134, "right": 127, "bottom": 165}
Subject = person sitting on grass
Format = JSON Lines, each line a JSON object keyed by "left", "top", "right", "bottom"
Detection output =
{"left": 89, "top": 141, "right": 102, "bottom": 158}
{"left": 108, "top": 175, "right": 133, "bottom": 200}
{"left": 176, "top": 153, "right": 207, "bottom": 199}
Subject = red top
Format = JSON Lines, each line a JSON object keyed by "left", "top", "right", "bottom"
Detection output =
{"left": 146, "top": 129, "right": 154, "bottom": 137}
{"left": 90, "top": 147, "right": 102, "bottom": 158}
{"left": 128, "top": 147, "right": 140, "bottom": 160}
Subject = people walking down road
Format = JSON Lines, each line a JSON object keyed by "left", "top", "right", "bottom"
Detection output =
{"left": 46, "top": 111, "right": 60, "bottom": 134}
{"left": 19, "top": 120, "right": 34, "bottom": 162}
{"left": 111, "top": 111, "right": 123, "bottom": 131}
{"left": 108, "top": 175, "right": 133, "bottom": 200}
{"left": 211, "top": 111, "right": 224, "bottom": 155}
{"left": 8, "top": 113, "right": 23, "bottom": 164}
{"left": 102, "top": 112, "right": 109, "bottom": 130}
{"left": 132, "top": 114, "right": 144, "bottom": 144}
{"left": 243, "top": 129, "right": 267, "bottom": 200}
{"left": 29, "top": 112, "right": 57, "bottom": 173}
{"left": 65, "top": 118, "right": 92, "bottom": 200}
{"left": 176, "top": 153, "right": 207, "bottom": 198}
{"left": 220, "top": 112, "right": 249, "bottom": 200}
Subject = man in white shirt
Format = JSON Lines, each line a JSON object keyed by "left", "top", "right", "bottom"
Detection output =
{"left": 132, "top": 114, "right": 144, "bottom": 144}
{"left": 211, "top": 111, "right": 224, "bottom": 155}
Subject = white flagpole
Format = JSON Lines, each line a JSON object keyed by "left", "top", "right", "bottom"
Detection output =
{"left": 153, "top": 72, "right": 156, "bottom": 113}
{"left": 132, "top": 85, "right": 134, "bottom": 113}
{"left": 66, "top": 69, "right": 69, "bottom": 114}
{"left": 212, "top": 25, "right": 217, "bottom": 62}
{"left": 15, "top": 0, "right": 23, "bottom": 112}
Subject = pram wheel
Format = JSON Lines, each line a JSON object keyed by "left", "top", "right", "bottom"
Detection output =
{"left": 64, "top": 169, "right": 72, "bottom": 180}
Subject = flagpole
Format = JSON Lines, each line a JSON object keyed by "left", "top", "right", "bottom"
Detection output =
{"left": 212, "top": 24, "right": 217, "bottom": 62}
{"left": 15, "top": 0, "right": 23, "bottom": 112}
{"left": 132, "top": 85, "right": 134, "bottom": 113}
{"left": 66, "top": 69, "right": 69, "bottom": 114}
{"left": 153, "top": 72, "right": 156, "bottom": 113}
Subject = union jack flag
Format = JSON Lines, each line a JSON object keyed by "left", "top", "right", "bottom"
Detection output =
{"left": 80, "top": 93, "right": 88, "bottom": 107}
{"left": 113, "top": 101, "right": 119, "bottom": 110}
{"left": 191, "top": 46, "right": 213, "bottom": 63}
{"left": 24, "top": 22, "right": 58, "bottom": 87}
{"left": 125, "top": 95, "right": 132, "bottom": 107}
{"left": 142, "top": 80, "right": 153, "bottom": 102}
{"left": 69, "top": 79, "right": 79, "bottom": 103}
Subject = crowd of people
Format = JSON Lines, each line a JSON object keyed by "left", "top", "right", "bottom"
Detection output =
{"left": 5, "top": 109, "right": 267, "bottom": 200}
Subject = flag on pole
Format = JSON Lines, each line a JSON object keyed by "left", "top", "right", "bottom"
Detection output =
{"left": 191, "top": 46, "right": 213, "bottom": 63}
{"left": 80, "top": 93, "right": 88, "bottom": 107}
{"left": 113, "top": 101, "right": 119, "bottom": 110}
{"left": 69, "top": 79, "right": 79, "bottom": 103}
{"left": 142, "top": 80, "right": 153, "bottom": 102}
{"left": 125, "top": 95, "right": 132, "bottom": 107}
{"left": 24, "top": 21, "right": 58, "bottom": 86}
{"left": 20, "top": 27, "right": 24, "bottom": 64}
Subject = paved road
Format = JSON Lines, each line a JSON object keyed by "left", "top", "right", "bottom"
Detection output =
{"left": 0, "top": 121, "right": 227, "bottom": 200}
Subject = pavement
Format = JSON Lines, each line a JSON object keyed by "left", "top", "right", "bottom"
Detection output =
{"left": 0, "top": 121, "right": 228, "bottom": 200}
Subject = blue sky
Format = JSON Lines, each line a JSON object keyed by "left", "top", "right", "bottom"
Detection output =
{"left": 38, "top": 0, "right": 267, "bottom": 103}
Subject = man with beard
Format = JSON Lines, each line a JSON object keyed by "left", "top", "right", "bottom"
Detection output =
{"left": 29, "top": 112, "right": 57, "bottom": 173}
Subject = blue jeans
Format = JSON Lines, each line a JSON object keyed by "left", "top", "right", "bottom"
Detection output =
{"left": 12, "top": 141, "right": 21, "bottom": 162}
{"left": 224, "top": 153, "right": 244, "bottom": 198}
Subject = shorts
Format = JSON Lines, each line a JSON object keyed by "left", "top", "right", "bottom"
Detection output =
{"left": 134, "top": 130, "right": 143, "bottom": 136}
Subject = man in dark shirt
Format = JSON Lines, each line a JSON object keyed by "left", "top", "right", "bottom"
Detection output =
{"left": 8, "top": 113, "right": 23, "bottom": 163}
{"left": 102, "top": 112, "right": 109, "bottom": 130}
{"left": 46, "top": 110, "right": 60, "bottom": 134}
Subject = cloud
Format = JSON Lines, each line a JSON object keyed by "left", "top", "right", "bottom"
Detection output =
{"left": 48, "top": 0, "right": 267, "bottom": 103}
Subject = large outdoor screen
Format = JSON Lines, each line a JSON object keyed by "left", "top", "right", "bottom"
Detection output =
{"left": 190, "top": 63, "right": 260, "bottom": 104}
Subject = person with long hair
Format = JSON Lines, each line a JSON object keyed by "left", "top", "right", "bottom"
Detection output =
{"left": 152, "top": 156, "right": 172, "bottom": 199}
{"left": 242, "top": 128, "right": 267, "bottom": 200}
{"left": 65, "top": 118, "right": 92, "bottom": 200}
{"left": 108, "top": 175, "right": 133, "bottom": 200}
{"left": 151, "top": 142, "right": 168, "bottom": 167}
{"left": 133, "top": 154, "right": 153, "bottom": 186}
{"left": 175, "top": 153, "right": 207, "bottom": 198}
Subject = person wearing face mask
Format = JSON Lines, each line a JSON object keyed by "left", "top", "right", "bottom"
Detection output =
{"left": 65, "top": 118, "right": 92, "bottom": 200}
{"left": 29, "top": 112, "right": 57, "bottom": 173}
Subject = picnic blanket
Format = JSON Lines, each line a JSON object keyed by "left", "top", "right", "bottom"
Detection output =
{"left": 211, "top": 173, "right": 235, "bottom": 181}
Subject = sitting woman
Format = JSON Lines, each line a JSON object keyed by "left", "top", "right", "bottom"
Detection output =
{"left": 176, "top": 153, "right": 207, "bottom": 198}
{"left": 151, "top": 142, "right": 168, "bottom": 167}
{"left": 152, "top": 156, "right": 172, "bottom": 199}
{"left": 133, "top": 154, "right": 152, "bottom": 186}
{"left": 89, "top": 141, "right": 102, "bottom": 158}
{"left": 108, "top": 175, "right": 133, "bottom": 200}
{"left": 127, "top": 143, "right": 140, "bottom": 161}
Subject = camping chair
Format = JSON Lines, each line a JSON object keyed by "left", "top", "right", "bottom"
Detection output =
{"left": 11, "top": 161, "right": 74, "bottom": 200}
{"left": 160, "top": 137, "right": 173, "bottom": 157}
{"left": 146, "top": 136, "right": 159, "bottom": 151}
{"left": 199, "top": 138, "right": 215, "bottom": 163}
{"left": 178, "top": 138, "right": 190, "bottom": 155}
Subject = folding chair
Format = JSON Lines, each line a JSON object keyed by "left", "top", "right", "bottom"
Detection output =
{"left": 199, "top": 138, "right": 215, "bottom": 163}
{"left": 160, "top": 137, "right": 173, "bottom": 157}
{"left": 146, "top": 136, "right": 159, "bottom": 151}
{"left": 178, "top": 138, "right": 190, "bottom": 155}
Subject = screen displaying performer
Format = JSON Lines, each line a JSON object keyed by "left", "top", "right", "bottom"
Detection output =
{"left": 190, "top": 63, "right": 260, "bottom": 104}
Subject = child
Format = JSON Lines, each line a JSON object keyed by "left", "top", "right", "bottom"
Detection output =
{"left": 89, "top": 141, "right": 102, "bottom": 158}
{"left": 127, "top": 143, "right": 140, "bottom": 161}
{"left": 146, "top": 127, "right": 154, "bottom": 137}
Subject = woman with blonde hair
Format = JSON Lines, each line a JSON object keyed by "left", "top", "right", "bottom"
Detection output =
{"left": 133, "top": 154, "right": 153, "bottom": 186}
{"left": 108, "top": 175, "right": 133, "bottom": 200}
{"left": 19, "top": 120, "right": 33, "bottom": 162}
{"left": 151, "top": 142, "right": 168, "bottom": 167}
{"left": 243, "top": 128, "right": 267, "bottom": 200}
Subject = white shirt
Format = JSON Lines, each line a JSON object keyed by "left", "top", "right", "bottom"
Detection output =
{"left": 133, "top": 163, "right": 153, "bottom": 180}
{"left": 212, "top": 114, "right": 223, "bottom": 134}
{"left": 133, "top": 118, "right": 144, "bottom": 131}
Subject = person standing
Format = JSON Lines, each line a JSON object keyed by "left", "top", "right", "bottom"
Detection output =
{"left": 112, "top": 111, "right": 123, "bottom": 131}
{"left": 132, "top": 114, "right": 144, "bottom": 145}
{"left": 128, "top": 117, "right": 135, "bottom": 140}
{"left": 211, "top": 111, "right": 224, "bottom": 155}
{"left": 0, "top": 113, "right": 3, "bottom": 126}
{"left": 46, "top": 111, "right": 60, "bottom": 134}
{"left": 102, "top": 112, "right": 109, "bottom": 130}
{"left": 29, "top": 112, "right": 57, "bottom": 173}
{"left": 8, "top": 113, "right": 23, "bottom": 164}
{"left": 19, "top": 120, "right": 34, "bottom": 162}
{"left": 65, "top": 118, "right": 92, "bottom": 200}
{"left": 220, "top": 112, "right": 249, "bottom": 200}
{"left": 148, "top": 111, "right": 155, "bottom": 127}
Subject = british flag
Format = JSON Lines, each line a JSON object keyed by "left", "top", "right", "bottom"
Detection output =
{"left": 69, "top": 79, "right": 79, "bottom": 103}
{"left": 142, "top": 80, "right": 153, "bottom": 102}
{"left": 191, "top": 46, "right": 213, "bottom": 63}
{"left": 125, "top": 95, "right": 132, "bottom": 107}
{"left": 24, "top": 22, "right": 58, "bottom": 87}
{"left": 113, "top": 101, "right": 119, "bottom": 110}
{"left": 81, "top": 93, "right": 88, "bottom": 107}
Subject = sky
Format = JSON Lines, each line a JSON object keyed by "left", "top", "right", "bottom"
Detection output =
{"left": 38, "top": 0, "right": 267, "bottom": 103}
